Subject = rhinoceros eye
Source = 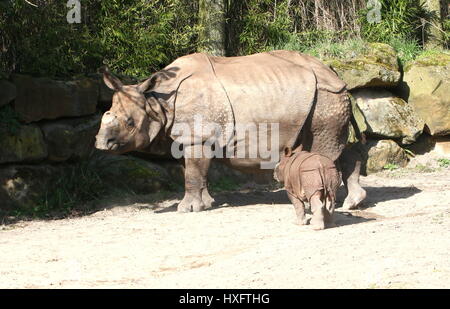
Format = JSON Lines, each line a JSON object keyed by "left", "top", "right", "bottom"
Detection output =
{"left": 126, "top": 117, "right": 134, "bottom": 128}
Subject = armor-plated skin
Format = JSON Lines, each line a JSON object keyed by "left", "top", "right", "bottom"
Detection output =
{"left": 95, "top": 51, "right": 366, "bottom": 212}
{"left": 274, "top": 147, "right": 341, "bottom": 230}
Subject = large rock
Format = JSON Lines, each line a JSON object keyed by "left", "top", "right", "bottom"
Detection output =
{"left": 0, "top": 125, "right": 47, "bottom": 163}
{"left": 351, "top": 89, "right": 424, "bottom": 144}
{"left": 11, "top": 75, "right": 99, "bottom": 123}
{"left": 433, "top": 136, "right": 450, "bottom": 156}
{"left": 355, "top": 139, "right": 409, "bottom": 174}
{"left": 347, "top": 94, "right": 368, "bottom": 144}
{"left": 40, "top": 114, "right": 101, "bottom": 162}
{"left": 402, "top": 52, "right": 450, "bottom": 136}
{"left": 0, "top": 80, "right": 16, "bottom": 107}
{"left": 92, "top": 153, "right": 171, "bottom": 194}
{"left": 0, "top": 165, "right": 56, "bottom": 210}
{"left": 323, "top": 43, "right": 401, "bottom": 90}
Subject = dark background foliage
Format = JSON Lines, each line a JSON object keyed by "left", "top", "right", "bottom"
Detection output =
{"left": 0, "top": 0, "right": 448, "bottom": 78}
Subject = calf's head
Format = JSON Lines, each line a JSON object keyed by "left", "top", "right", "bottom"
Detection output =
{"left": 273, "top": 147, "right": 294, "bottom": 182}
{"left": 95, "top": 68, "right": 166, "bottom": 154}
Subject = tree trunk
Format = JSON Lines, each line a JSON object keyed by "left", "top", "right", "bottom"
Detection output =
{"left": 198, "top": 0, "right": 226, "bottom": 56}
{"left": 423, "top": 0, "right": 444, "bottom": 49}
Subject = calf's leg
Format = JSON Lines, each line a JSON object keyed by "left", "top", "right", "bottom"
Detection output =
{"left": 324, "top": 195, "right": 336, "bottom": 228}
{"left": 287, "top": 192, "right": 308, "bottom": 225}
{"left": 310, "top": 191, "right": 326, "bottom": 230}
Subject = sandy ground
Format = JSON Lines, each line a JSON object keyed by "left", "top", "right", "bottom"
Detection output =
{"left": 0, "top": 163, "right": 449, "bottom": 288}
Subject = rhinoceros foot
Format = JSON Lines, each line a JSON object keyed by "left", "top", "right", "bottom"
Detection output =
{"left": 177, "top": 193, "right": 206, "bottom": 213}
{"left": 202, "top": 189, "right": 215, "bottom": 209}
{"left": 342, "top": 186, "right": 367, "bottom": 210}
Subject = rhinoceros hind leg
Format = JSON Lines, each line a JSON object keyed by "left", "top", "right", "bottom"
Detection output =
{"left": 310, "top": 193, "right": 326, "bottom": 230}
{"left": 287, "top": 192, "right": 308, "bottom": 225}
{"left": 340, "top": 147, "right": 366, "bottom": 210}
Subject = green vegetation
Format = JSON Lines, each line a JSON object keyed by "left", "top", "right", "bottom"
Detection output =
{"left": 359, "top": 0, "right": 427, "bottom": 45}
{"left": 12, "top": 155, "right": 132, "bottom": 219}
{"left": 210, "top": 176, "right": 240, "bottom": 192}
{"left": 0, "top": 0, "right": 201, "bottom": 79}
{"left": 0, "top": 0, "right": 449, "bottom": 218}
{"left": 437, "top": 158, "right": 450, "bottom": 168}
{"left": 27, "top": 159, "right": 115, "bottom": 218}
{"left": 383, "top": 163, "right": 400, "bottom": 171}
{"left": 1, "top": 0, "right": 447, "bottom": 78}
{"left": 414, "top": 164, "right": 436, "bottom": 173}
{"left": 388, "top": 36, "right": 422, "bottom": 64}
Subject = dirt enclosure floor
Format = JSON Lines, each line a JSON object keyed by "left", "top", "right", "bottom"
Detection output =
{"left": 1, "top": 164, "right": 449, "bottom": 288}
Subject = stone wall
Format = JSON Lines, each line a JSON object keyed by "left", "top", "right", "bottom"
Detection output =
{"left": 1, "top": 45, "right": 449, "bottom": 211}
{"left": 321, "top": 44, "right": 450, "bottom": 174}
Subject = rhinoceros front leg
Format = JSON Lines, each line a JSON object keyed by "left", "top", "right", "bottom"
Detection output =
{"left": 178, "top": 146, "right": 214, "bottom": 212}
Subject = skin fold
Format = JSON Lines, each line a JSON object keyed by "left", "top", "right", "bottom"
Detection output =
{"left": 274, "top": 147, "right": 341, "bottom": 230}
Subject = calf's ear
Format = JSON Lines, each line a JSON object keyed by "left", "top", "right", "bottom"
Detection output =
{"left": 101, "top": 66, "right": 123, "bottom": 91}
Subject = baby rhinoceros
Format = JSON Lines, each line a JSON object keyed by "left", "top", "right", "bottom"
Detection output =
{"left": 274, "top": 147, "right": 341, "bottom": 230}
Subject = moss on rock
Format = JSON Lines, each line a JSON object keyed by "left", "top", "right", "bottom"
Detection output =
{"left": 356, "top": 139, "right": 409, "bottom": 175}
{"left": 0, "top": 125, "right": 48, "bottom": 163}
{"left": 322, "top": 43, "right": 400, "bottom": 90}
{"left": 351, "top": 88, "right": 424, "bottom": 144}
{"left": 403, "top": 52, "right": 450, "bottom": 136}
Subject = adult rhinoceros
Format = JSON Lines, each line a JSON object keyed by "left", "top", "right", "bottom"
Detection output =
{"left": 95, "top": 50, "right": 366, "bottom": 212}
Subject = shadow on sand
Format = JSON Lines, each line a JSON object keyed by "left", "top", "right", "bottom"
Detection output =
{"left": 155, "top": 184, "right": 421, "bottom": 228}
{"left": 2, "top": 183, "right": 422, "bottom": 229}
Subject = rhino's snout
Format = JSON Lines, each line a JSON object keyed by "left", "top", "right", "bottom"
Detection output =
{"left": 95, "top": 135, "right": 111, "bottom": 150}
{"left": 95, "top": 136, "right": 119, "bottom": 151}
{"left": 95, "top": 112, "right": 121, "bottom": 151}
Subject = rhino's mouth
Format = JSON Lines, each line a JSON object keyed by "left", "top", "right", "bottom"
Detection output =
{"left": 95, "top": 136, "right": 126, "bottom": 152}
{"left": 106, "top": 140, "right": 120, "bottom": 151}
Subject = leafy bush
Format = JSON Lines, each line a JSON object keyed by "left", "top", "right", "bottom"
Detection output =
{"left": 229, "top": 0, "right": 293, "bottom": 55}
{"left": 0, "top": 0, "right": 446, "bottom": 78}
{"left": 98, "top": 0, "right": 201, "bottom": 78}
{"left": 1, "top": 0, "right": 103, "bottom": 78}
{"left": 443, "top": 18, "right": 450, "bottom": 48}
{"left": 0, "top": 0, "right": 200, "bottom": 78}
{"left": 359, "top": 0, "right": 427, "bottom": 44}
{"left": 388, "top": 36, "right": 422, "bottom": 65}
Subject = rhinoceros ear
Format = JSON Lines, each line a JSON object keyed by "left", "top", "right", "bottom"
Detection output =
{"left": 101, "top": 66, "right": 123, "bottom": 91}
{"left": 145, "top": 97, "right": 167, "bottom": 125}
{"left": 137, "top": 73, "right": 160, "bottom": 93}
